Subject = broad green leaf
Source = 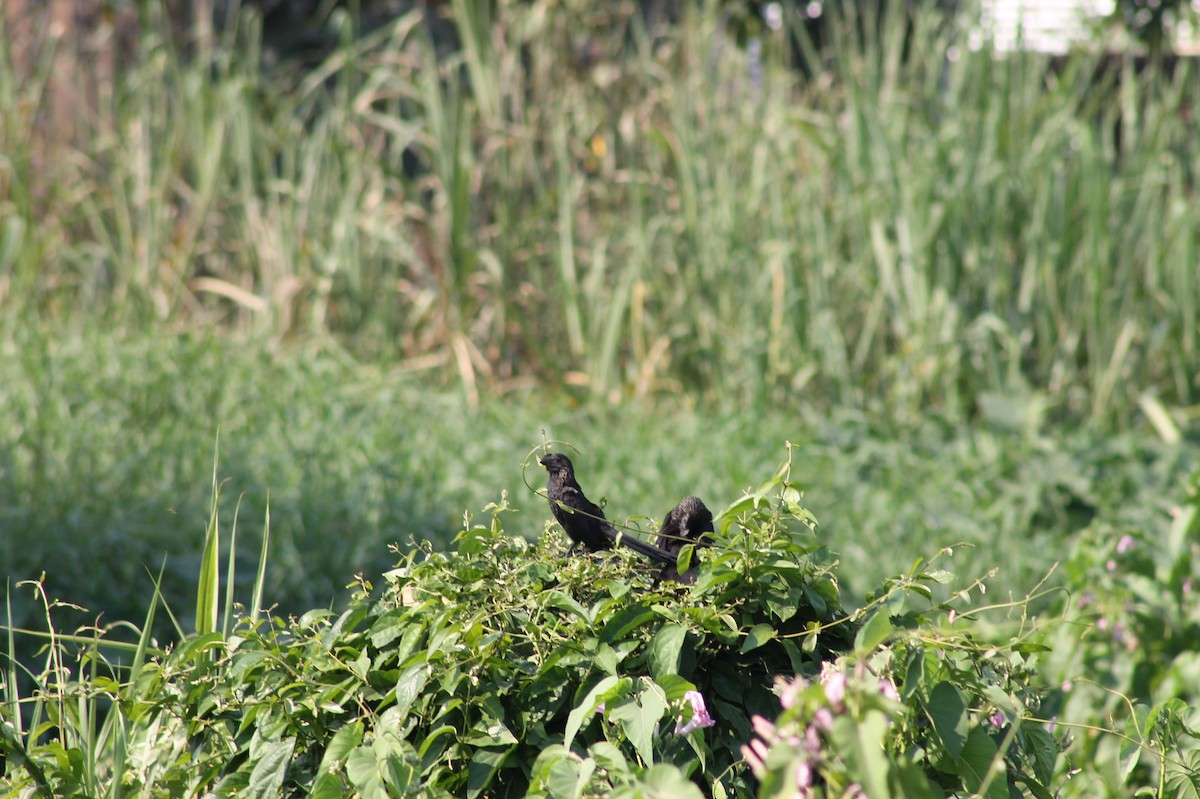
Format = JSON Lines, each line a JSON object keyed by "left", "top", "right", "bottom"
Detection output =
{"left": 346, "top": 745, "right": 383, "bottom": 797}
{"left": 467, "top": 746, "right": 512, "bottom": 799}
{"left": 902, "top": 647, "right": 925, "bottom": 700}
{"left": 546, "top": 756, "right": 582, "bottom": 798}
{"left": 310, "top": 772, "right": 344, "bottom": 799}
{"left": 609, "top": 683, "right": 670, "bottom": 765}
{"left": 564, "top": 676, "right": 628, "bottom": 750}
{"left": 649, "top": 624, "right": 687, "bottom": 678}
{"left": 1023, "top": 724, "right": 1058, "bottom": 787}
{"left": 927, "top": 681, "right": 967, "bottom": 757}
{"left": 923, "top": 569, "right": 956, "bottom": 584}
{"left": 855, "top": 608, "right": 893, "bottom": 652}
{"left": 833, "top": 711, "right": 891, "bottom": 799}
{"left": 653, "top": 673, "right": 695, "bottom": 702}
{"left": 957, "top": 726, "right": 1007, "bottom": 799}
{"left": 318, "top": 721, "right": 363, "bottom": 774}
{"left": 640, "top": 763, "right": 706, "bottom": 798}
{"left": 248, "top": 736, "right": 295, "bottom": 799}
{"left": 599, "top": 605, "right": 658, "bottom": 644}
{"left": 417, "top": 725, "right": 457, "bottom": 759}
{"left": 740, "top": 623, "right": 777, "bottom": 653}
{"left": 1165, "top": 753, "right": 1200, "bottom": 799}
{"left": 589, "top": 741, "right": 630, "bottom": 776}
{"left": 383, "top": 753, "right": 417, "bottom": 795}
{"left": 393, "top": 663, "right": 431, "bottom": 719}
{"left": 545, "top": 590, "right": 591, "bottom": 622}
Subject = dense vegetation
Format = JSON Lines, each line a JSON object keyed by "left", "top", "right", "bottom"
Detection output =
{"left": 3, "top": 0, "right": 1200, "bottom": 796}
{"left": 3, "top": 1, "right": 1198, "bottom": 421}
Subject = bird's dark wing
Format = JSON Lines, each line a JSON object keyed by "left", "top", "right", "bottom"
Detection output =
{"left": 656, "top": 496, "right": 714, "bottom": 552}
{"left": 539, "top": 451, "right": 684, "bottom": 565}
{"left": 655, "top": 496, "right": 715, "bottom": 583}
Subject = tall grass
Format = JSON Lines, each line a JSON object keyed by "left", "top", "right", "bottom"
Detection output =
{"left": 1, "top": 1, "right": 1197, "bottom": 424}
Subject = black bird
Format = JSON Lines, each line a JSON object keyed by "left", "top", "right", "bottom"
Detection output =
{"left": 539, "top": 453, "right": 676, "bottom": 565}
{"left": 655, "top": 495, "right": 714, "bottom": 554}
{"left": 655, "top": 495, "right": 714, "bottom": 583}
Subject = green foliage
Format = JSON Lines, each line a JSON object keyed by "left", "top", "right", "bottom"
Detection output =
{"left": 9, "top": 456, "right": 1200, "bottom": 796}
{"left": 1039, "top": 468, "right": 1200, "bottom": 797}
{"left": 3, "top": 2, "right": 1199, "bottom": 421}
{"left": 2, "top": 330, "right": 1196, "bottom": 692}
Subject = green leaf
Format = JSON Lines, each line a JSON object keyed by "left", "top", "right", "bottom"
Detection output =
{"left": 248, "top": 736, "right": 295, "bottom": 799}
{"left": 467, "top": 746, "right": 512, "bottom": 799}
{"left": 653, "top": 673, "right": 695, "bottom": 702}
{"left": 546, "top": 757, "right": 580, "bottom": 798}
{"left": 1023, "top": 724, "right": 1058, "bottom": 787}
{"left": 609, "top": 682, "right": 670, "bottom": 765}
{"left": 599, "top": 604, "right": 658, "bottom": 644}
{"left": 317, "top": 721, "right": 364, "bottom": 774}
{"left": 310, "top": 772, "right": 344, "bottom": 799}
{"left": 346, "top": 745, "right": 383, "bottom": 797}
{"left": 649, "top": 624, "right": 687, "bottom": 678}
{"left": 957, "top": 726, "right": 1007, "bottom": 799}
{"left": 1165, "top": 751, "right": 1200, "bottom": 799}
{"left": 545, "top": 590, "right": 591, "bottom": 622}
{"left": 564, "top": 676, "right": 628, "bottom": 750}
{"left": 832, "top": 711, "right": 892, "bottom": 799}
{"left": 902, "top": 647, "right": 925, "bottom": 700}
{"left": 854, "top": 607, "right": 893, "bottom": 652}
{"left": 589, "top": 741, "right": 630, "bottom": 777}
{"left": 740, "top": 623, "right": 777, "bottom": 653}
{"left": 393, "top": 663, "right": 431, "bottom": 719}
{"left": 923, "top": 569, "right": 956, "bottom": 584}
{"left": 639, "top": 763, "right": 706, "bottom": 798}
{"left": 927, "top": 681, "right": 968, "bottom": 757}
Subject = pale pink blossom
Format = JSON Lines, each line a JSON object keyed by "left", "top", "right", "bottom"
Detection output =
{"left": 795, "top": 759, "right": 814, "bottom": 788}
{"left": 820, "top": 666, "right": 846, "bottom": 710}
{"left": 1116, "top": 535, "right": 1134, "bottom": 554}
{"left": 675, "top": 690, "right": 716, "bottom": 735}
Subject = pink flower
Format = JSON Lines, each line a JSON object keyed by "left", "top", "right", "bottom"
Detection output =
{"left": 803, "top": 723, "right": 823, "bottom": 754}
{"left": 740, "top": 743, "right": 765, "bottom": 775}
{"left": 751, "top": 714, "right": 777, "bottom": 740}
{"left": 795, "top": 759, "right": 814, "bottom": 788}
{"left": 778, "top": 676, "right": 805, "bottom": 709}
{"left": 820, "top": 662, "right": 849, "bottom": 705}
{"left": 1106, "top": 559, "right": 1117, "bottom": 572}
{"left": 989, "top": 711, "right": 1007, "bottom": 730}
{"left": 947, "top": 609, "right": 957, "bottom": 624}
{"left": 1117, "top": 535, "right": 1134, "bottom": 554}
{"left": 878, "top": 679, "right": 899, "bottom": 702}
{"left": 675, "top": 690, "right": 716, "bottom": 735}
{"left": 813, "top": 707, "right": 834, "bottom": 732}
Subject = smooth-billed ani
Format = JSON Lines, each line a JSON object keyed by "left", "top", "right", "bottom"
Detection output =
{"left": 539, "top": 452, "right": 676, "bottom": 565}
{"left": 655, "top": 495, "right": 714, "bottom": 583}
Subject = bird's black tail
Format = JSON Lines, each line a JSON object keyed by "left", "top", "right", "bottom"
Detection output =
{"left": 606, "top": 527, "right": 678, "bottom": 565}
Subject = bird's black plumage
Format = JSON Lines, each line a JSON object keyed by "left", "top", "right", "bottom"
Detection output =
{"left": 655, "top": 495, "right": 714, "bottom": 583}
{"left": 539, "top": 453, "right": 677, "bottom": 565}
{"left": 655, "top": 495, "right": 714, "bottom": 554}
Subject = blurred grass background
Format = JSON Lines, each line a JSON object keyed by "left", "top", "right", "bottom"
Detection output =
{"left": 1, "top": 0, "right": 1198, "bottom": 640}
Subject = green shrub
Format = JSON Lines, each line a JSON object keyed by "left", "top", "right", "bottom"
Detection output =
{"left": 2, "top": 457, "right": 1086, "bottom": 798}
{"left": 1039, "top": 468, "right": 1200, "bottom": 797}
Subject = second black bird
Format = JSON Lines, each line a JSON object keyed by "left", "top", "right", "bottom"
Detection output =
{"left": 655, "top": 495, "right": 715, "bottom": 583}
